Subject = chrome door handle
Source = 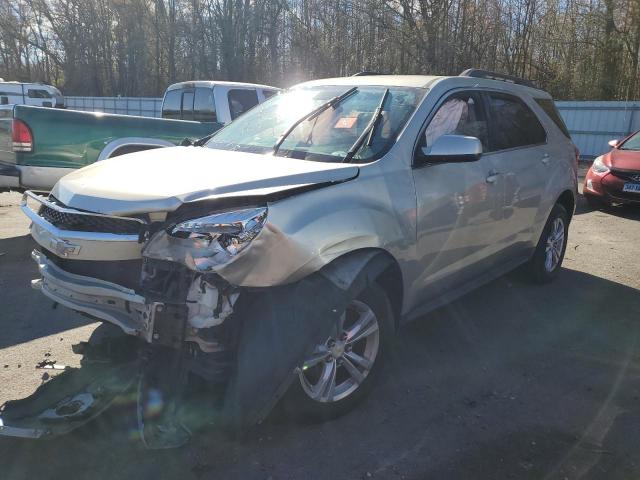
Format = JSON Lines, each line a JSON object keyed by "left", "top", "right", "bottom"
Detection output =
{"left": 486, "top": 170, "right": 501, "bottom": 184}
{"left": 541, "top": 154, "right": 550, "bottom": 165}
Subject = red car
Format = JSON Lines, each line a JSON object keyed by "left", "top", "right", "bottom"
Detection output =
{"left": 583, "top": 130, "right": 640, "bottom": 208}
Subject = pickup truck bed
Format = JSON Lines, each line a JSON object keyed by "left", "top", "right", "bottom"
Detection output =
{"left": 0, "top": 105, "right": 221, "bottom": 190}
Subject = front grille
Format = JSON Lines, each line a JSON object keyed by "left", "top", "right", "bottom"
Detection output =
{"left": 610, "top": 169, "right": 640, "bottom": 182}
{"left": 604, "top": 189, "right": 640, "bottom": 202}
{"left": 43, "top": 248, "right": 143, "bottom": 290}
{"left": 38, "top": 201, "right": 142, "bottom": 235}
{"left": 606, "top": 169, "right": 640, "bottom": 202}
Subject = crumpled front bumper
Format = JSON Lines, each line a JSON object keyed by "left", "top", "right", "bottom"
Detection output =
{"left": 31, "top": 249, "right": 160, "bottom": 343}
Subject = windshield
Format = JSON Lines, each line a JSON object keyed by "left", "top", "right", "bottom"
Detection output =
{"left": 620, "top": 131, "right": 640, "bottom": 151}
{"left": 207, "top": 85, "right": 425, "bottom": 162}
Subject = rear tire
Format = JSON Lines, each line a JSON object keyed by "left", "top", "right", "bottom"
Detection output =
{"left": 525, "top": 203, "right": 569, "bottom": 284}
{"left": 280, "top": 283, "right": 393, "bottom": 422}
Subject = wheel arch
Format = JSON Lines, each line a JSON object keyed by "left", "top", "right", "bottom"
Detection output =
{"left": 532, "top": 188, "right": 575, "bottom": 253}
{"left": 97, "top": 137, "right": 175, "bottom": 161}
{"left": 319, "top": 247, "right": 403, "bottom": 331}
{"left": 556, "top": 189, "right": 576, "bottom": 219}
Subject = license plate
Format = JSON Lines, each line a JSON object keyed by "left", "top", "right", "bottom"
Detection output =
{"left": 623, "top": 183, "right": 640, "bottom": 193}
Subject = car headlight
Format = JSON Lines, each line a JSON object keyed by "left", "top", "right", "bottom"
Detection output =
{"left": 591, "top": 156, "right": 610, "bottom": 174}
{"left": 143, "top": 207, "right": 267, "bottom": 272}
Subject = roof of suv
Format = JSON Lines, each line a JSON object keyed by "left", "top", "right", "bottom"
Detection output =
{"left": 296, "top": 74, "right": 551, "bottom": 98}
{"left": 298, "top": 75, "right": 440, "bottom": 89}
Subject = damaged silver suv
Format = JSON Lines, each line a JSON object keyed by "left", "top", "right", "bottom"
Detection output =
{"left": 6, "top": 70, "right": 577, "bottom": 442}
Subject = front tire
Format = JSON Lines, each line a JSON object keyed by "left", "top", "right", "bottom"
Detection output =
{"left": 526, "top": 203, "right": 569, "bottom": 283}
{"left": 282, "top": 283, "right": 393, "bottom": 422}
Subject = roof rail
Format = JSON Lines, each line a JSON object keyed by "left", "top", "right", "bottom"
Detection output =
{"left": 351, "top": 71, "right": 384, "bottom": 77}
{"left": 459, "top": 69, "right": 536, "bottom": 88}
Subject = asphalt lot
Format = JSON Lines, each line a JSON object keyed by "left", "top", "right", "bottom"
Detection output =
{"left": 2, "top": 168, "right": 640, "bottom": 479}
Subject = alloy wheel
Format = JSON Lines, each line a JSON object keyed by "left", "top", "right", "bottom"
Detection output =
{"left": 298, "top": 299, "right": 380, "bottom": 403}
{"left": 544, "top": 217, "right": 565, "bottom": 272}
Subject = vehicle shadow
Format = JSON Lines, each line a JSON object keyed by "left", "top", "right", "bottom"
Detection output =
{"left": 573, "top": 193, "right": 592, "bottom": 215}
{"left": 575, "top": 192, "right": 640, "bottom": 220}
{"left": 2, "top": 267, "right": 639, "bottom": 480}
{"left": 0, "top": 235, "right": 90, "bottom": 349}
{"left": 599, "top": 204, "right": 640, "bottom": 220}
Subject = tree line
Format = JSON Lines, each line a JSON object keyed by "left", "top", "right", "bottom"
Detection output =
{"left": 1, "top": 0, "right": 639, "bottom": 100}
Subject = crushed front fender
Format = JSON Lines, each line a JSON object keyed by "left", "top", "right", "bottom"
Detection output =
{"left": 221, "top": 249, "right": 394, "bottom": 431}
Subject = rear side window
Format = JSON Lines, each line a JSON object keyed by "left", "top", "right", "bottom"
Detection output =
{"left": 193, "top": 87, "right": 217, "bottom": 122}
{"left": 487, "top": 93, "right": 546, "bottom": 151}
{"left": 228, "top": 89, "right": 259, "bottom": 120}
{"left": 535, "top": 98, "right": 571, "bottom": 138}
{"left": 162, "top": 90, "right": 182, "bottom": 119}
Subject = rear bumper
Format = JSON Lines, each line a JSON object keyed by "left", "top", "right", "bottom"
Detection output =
{"left": 0, "top": 162, "right": 20, "bottom": 191}
{"left": 0, "top": 164, "right": 75, "bottom": 191}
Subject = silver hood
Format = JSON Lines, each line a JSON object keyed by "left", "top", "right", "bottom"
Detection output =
{"left": 52, "top": 146, "right": 359, "bottom": 215}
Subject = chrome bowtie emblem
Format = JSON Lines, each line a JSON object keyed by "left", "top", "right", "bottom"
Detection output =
{"left": 50, "top": 238, "right": 81, "bottom": 257}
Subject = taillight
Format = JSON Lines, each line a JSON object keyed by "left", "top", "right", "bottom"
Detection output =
{"left": 12, "top": 119, "right": 33, "bottom": 152}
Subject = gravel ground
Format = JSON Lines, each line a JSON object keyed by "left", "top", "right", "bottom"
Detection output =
{"left": 1, "top": 167, "right": 640, "bottom": 480}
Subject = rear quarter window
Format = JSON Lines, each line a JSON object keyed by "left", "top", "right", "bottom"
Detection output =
{"left": 487, "top": 93, "right": 546, "bottom": 151}
{"left": 535, "top": 98, "right": 571, "bottom": 138}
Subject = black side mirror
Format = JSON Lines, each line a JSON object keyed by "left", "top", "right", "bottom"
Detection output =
{"left": 180, "top": 137, "right": 195, "bottom": 147}
{"left": 415, "top": 134, "right": 483, "bottom": 166}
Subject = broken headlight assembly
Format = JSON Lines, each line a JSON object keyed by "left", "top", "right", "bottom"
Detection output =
{"left": 143, "top": 207, "right": 268, "bottom": 272}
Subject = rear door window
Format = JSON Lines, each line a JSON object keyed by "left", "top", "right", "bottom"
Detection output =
{"left": 193, "top": 87, "right": 217, "bottom": 122}
{"left": 534, "top": 98, "right": 571, "bottom": 138}
{"left": 486, "top": 93, "right": 546, "bottom": 151}
{"left": 228, "top": 89, "right": 259, "bottom": 120}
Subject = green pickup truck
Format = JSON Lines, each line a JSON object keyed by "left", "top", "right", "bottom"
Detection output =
{"left": 0, "top": 81, "right": 279, "bottom": 191}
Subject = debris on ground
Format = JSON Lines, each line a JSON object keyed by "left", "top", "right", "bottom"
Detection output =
{"left": 35, "top": 359, "right": 68, "bottom": 370}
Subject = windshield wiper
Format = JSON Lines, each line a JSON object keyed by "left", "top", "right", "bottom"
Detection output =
{"left": 180, "top": 132, "right": 216, "bottom": 147}
{"left": 343, "top": 89, "right": 389, "bottom": 163}
{"left": 272, "top": 86, "right": 358, "bottom": 156}
{"left": 193, "top": 133, "right": 216, "bottom": 146}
